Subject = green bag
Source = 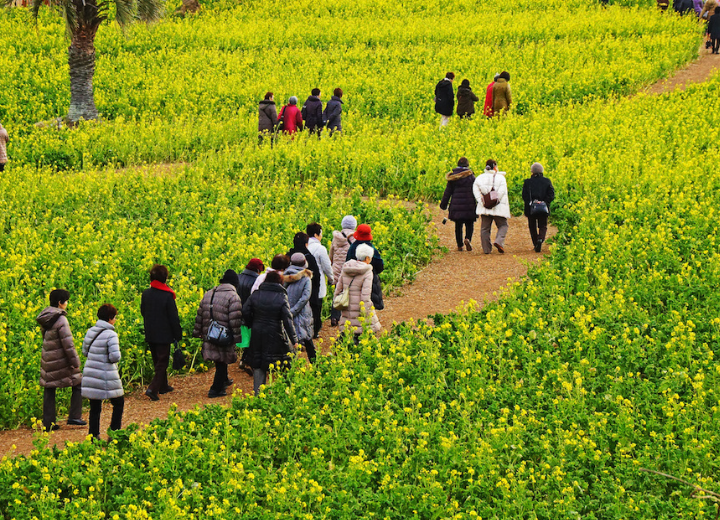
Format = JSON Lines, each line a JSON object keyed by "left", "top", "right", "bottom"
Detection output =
{"left": 238, "top": 325, "right": 251, "bottom": 349}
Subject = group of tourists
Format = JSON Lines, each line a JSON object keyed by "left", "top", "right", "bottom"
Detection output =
{"left": 440, "top": 158, "right": 555, "bottom": 254}
{"left": 36, "top": 218, "right": 384, "bottom": 437}
{"left": 258, "top": 88, "right": 344, "bottom": 142}
{"left": 434, "top": 71, "right": 512, "bottom": 127}
{"left": 654, "top": 0, "right": 720, "bottom": 53}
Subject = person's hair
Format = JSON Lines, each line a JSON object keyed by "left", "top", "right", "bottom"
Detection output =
{"left": 530, "top": 162, "right": 544, "bottom": 177}
{"left": 265, "top": 271, "right": 283, "bottom": 284}
{"left": 460, "top": 79, "right": 470, "bottom": 88}
{"left": 494, "top": 73, "right": 500, "bottom": 81}
{"left": 150, "top": 264, "right": 168, "bottom": 283}
{"left": 97, "top": 303, "right": 118, "bottom": 322}
{"left": 264, "top": 92, "right": 273, "bottom": 100}
{"left": 446, "top": 72, "right": 455, "bottom": 80}
{"left": 355, "top": 244, "right": 375, "bottom": 262}
{"left": 49, "top": 289, "right": 70, "bottom": 307}
{"left": 289, "top": 96, "right": 298, "bottom": 105}
{"left": 306, "top": 222, "right": 322, "bottom": 237}
{"left": 333, "top": 88, "right": 343, "bottom": 98}
{"left": 485, "top": 159, "right": 498, "bottom": 170}
{"left": 457, "top": 157, "right": 469, "bottom": 168}
{"left": 271, "top": 254, "right": 291, "bottom": 271}
{"left": 311, "top": 88, "right": 321, "bottom": 96}
{"left": 499, "top": 71, "right": 510, "bottom": 81}
{"left": 293, "top": 232, "right": 309, "bottom": 249}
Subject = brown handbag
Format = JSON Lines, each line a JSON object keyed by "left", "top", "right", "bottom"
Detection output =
{"left": 482, "top": 174, "right": 500, "bottom": 209}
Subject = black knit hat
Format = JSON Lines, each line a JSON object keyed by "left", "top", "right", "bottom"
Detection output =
{"left": 220, "top": 269, "right": 240, "bottom": 289}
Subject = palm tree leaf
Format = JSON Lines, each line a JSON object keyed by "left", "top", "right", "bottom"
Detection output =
{"left": 114, "top": 0, "right": 134, "bottom": 27}
{"left": 135, "top": 0, "right": 163, "bottom": 23}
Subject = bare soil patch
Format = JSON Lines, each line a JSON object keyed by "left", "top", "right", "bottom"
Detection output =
{"left": 644, "top": 43, "right": 720, "bottom": 95}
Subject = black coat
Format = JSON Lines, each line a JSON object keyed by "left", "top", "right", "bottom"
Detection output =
{"left": 323, "top": 96, "right": 343, "bottom": 132}
{"left": 287, "top": 246, "right": 321, "bottom": 301}
{"left": 440, "top": 167, "right": 477, "bottom": 222}
{"left": 434, "top": 79, "right": 454, "bottom": 116}
{"left": 456, "top": 86, "right": 479, "bottom": 116}
{"left": 242, "top": 282, "right": 298, "bottom": 370}
{"left": 522, "top": 175, "right": 556, "bottom": 217}
{"left": 346, "top": 240, "right": 384, "bottom": 275}
{"left": 237, "top": 269, "right": 259, "bottom": 305}
{"left": 708, "top": 12, "right": 720, "bottom": 38}
{"left": 301, "top": 96, "right": 324, "bottom": 129}
{"left": 140, "top": 287, "right": 182, "bottom": 344}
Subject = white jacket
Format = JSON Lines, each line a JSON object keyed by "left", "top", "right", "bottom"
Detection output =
{"left": 473, "top": 170, "right": 511, "bottom": 219}
{"left": 308, "top": 237, "right": 334, "bottom": 298}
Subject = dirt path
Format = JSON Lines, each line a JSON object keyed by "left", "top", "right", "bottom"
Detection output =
{"left": 3, "top": 44, "right": 717, "bottom": 459}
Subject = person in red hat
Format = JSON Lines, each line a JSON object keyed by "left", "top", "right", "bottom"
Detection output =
{"left": 345, "top": 224, "right": 385, "bottom": 310}
{"left": 238, "top": 258, "right": 265, "bottom": 306}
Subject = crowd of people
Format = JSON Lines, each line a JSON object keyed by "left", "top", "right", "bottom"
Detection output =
{"left": 655, "top": 0, "right": 720, "bottom": 53}
{"left": 36, "top": 218, "right": 384, "bottom": 437}
{"left": 440, "top": 157, "right": 555, "bottom": 254}
{"left": 434, "top": 71, "right": 511, "bottom": 127}
{"left": 258, "top": 88, "right": 344, "bottom": 143}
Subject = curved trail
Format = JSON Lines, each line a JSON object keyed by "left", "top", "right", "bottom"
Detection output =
{"left": 1, "top": 47, "right": 717, "bottom": 458}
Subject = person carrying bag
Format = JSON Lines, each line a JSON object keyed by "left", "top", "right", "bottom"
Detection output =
{"left": 522, "top": 162, "right": 556, "bottom": 253}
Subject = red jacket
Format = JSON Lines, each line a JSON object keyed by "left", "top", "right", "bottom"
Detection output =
{"left": 483, "top": 82, "right": 494, "bottom": 117}
{"left": 279, "top": 105, "right": 303, "bottom": 134}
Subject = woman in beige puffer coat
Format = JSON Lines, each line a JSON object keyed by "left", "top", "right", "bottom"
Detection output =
{"left": 334, "top": 243, "right": 381, "bottom": 337}
{"left": 329, "top": 215, "right": 357, "bottom": 326}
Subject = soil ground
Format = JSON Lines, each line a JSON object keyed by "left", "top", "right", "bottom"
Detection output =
{"left": 2, "top": 46, "right": 716, "bottom": 458}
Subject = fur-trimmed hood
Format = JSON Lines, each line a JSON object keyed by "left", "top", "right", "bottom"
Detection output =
{"left": 446, "top": 167, "right": 475, "bottom": 181}
{"left": 283, "top": 266, "right": 313, "bottom": 284}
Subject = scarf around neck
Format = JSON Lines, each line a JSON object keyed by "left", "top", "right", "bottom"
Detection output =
{"left": 150, "top": 280, "right": 176, "bottom": 299}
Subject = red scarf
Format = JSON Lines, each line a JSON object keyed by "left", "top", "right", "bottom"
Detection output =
{"left": 150, "top": 280, "right": 176, "bottom": 299}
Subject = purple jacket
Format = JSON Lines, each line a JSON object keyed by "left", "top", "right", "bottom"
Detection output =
{"left": 440, "top": 167, "right": 477, "bottom": 222}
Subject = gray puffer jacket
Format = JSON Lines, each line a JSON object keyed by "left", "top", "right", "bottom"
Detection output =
{"left": 284, "top": 265, "right": 314, "bottom": 342}
{"left": 81, "top": 320, "right": 123, "bottom": 400}
{"left": 193, "top": 284, "right": 242, "bottom": 364}
{"left": 36, "top": 307, "right": 81, "bottom": 389}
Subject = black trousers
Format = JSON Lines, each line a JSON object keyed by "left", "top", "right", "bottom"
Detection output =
{"left": 88, "top": 397, "right": 124, "bottom": 438}
{"left": 43, "top": 385, "right": 83, "bottom": 430}
{"left": 147, "top": 343, "right": 170, "bottom": 393}
{"left": 303, "top": 339, "right": 317, "bottom": 363}
{"left": 0, "top": 163, "right": 5, "bottom": 172}
{"left": 310, "top": 297, "right": 323, "bottom": 338}
{"left": 211, "top": 362, "right": 228, "bottom": 393}
{"left": 713, "top": 38, "right": 720, "bottom": 53}
{"left": 454, "top": 220, "right": 475, "bottom": 248}
{"left": 528, "top": 214, "right": 548, "bottom": 246}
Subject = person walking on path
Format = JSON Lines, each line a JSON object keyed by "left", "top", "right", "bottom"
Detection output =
{"left": 307, "top": 223, "right": 334, "bottom": 338}
{"left": 484, "top": 74, "right": 500, "bottom": 118}
{"left": 329, "top": 215, "right": 357, "bottom": 326}
{"left": 440, "top": 157, "right": 477, "bottom": 251}
{"left": 81, "top": 304, "right": 124, "bottom": 441}
{"left": 323, "top": 88, "right": 344, "bottom": 136}
{"left": 242, "top": 271, "right": 299, "bottom": 396}
{"left": 258, "top": 92, "right": 278, "bottom": 144}
{"left": 287, "top": 232, "right": 322, "bottom": 329}
{"left": 346, "top": 224, "right": 385, "bottom": 310}
{"left": 278, "top": 96, "right": 304, "bottom": 135}
{"left": 302, "top": 88, "right": 324, "bottom": 136}
{"left": 0, "top": 121, "right": 8, "bottom": 172}
{"left": 238, "top": 258, "right": 264, "bottom": 305}
{"left": 284, "top": 253, "right": 316, "bottom": 363}
{"left": 473, "top": 159, "right": 511, "bottom": 254}
{"left": 492, "top": 71, "right": 512, "bottom": 116}
{"left": 193, "top": 270, "right": 243, "bottom": 398}
{"left": 434, "top": 72, "right": 455, "bottom": 128}
{"left": 141, "top": 264, "right": 182, "bottom": 402}
{"left": 36, "top": 289, "right": 85, "bottom": 432}
{"left": 708, "top": 8, "right": 720, "bottom": 53}
{"left": 456, "top": 80, "right": 480, "bottom": 119}
{"left": 334, "top": 244, "right": 381, "bottom": 340}
{"left": 522, "top": 162, "right": 556, "bottom": 253}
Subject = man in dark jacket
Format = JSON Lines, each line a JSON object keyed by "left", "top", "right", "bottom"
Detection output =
{"left": 141, "top": 264, "right": 183, "bottom": 401}
{"left": 345, "top": 224, "right": 385, "bottom": 310}
{"left": 434, "top": 72, "right": 455, "bottom": 128}
{"left": 302, "top": 88, "right": 324, "bottom": 136}
{"left": 323, "top": 88, "right": 344, "bottom": 136}
{"left": 522, "top": 162, "right": 556, "bottom": 253}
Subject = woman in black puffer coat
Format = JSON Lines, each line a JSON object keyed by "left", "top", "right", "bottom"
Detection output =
{"left": 242, "top": 270, "right": 299, "bottom": 396}
{"left": 440, "top": 157, "right": 478, "bottom": 251}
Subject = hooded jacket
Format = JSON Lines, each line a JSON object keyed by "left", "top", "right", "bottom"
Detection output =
{"left": 243, "top": 281, "right": 298, "bottom": 370}
{"left": 301, "top": 96, "right": 324, "bottom": 129}
{"left": 440, "top": 167, "right": 477, "bottom": 222}
{"left": 330, "top": 229, "right": 356, "bottom": 281}
{"left": 81, "top": 320, "right": 123, "bottom": 400}
{"left": 456, "top": 86, "right": 480, "bottom": 116}
{"left": 192, "top": 284, "right": 242, "bottom": 364}
{"left": 288, "top": 240, "right": 321, "bottom": 301}
{"left": 323, "top": 96, "right": 343, "bottom": 132}
{"left": 473, "top": 169, "right": 511, "bottom": 219}
{"left": 334, "top": 260, "right": 381, "bottom": 334}
{"left": 258, "top": 100, "right": 278, "bottom": 132}
{"left": 434, "top": 78, "right": 454, "bottom": 116}
{"left": 37, "top": 307, "right": 81, "bottom": 388}
{"left": 284, "top": 265, "right": 314, "bottom": 342}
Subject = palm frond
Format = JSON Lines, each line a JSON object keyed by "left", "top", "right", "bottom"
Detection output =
{"left": 114, "top": 0, "right": 134, "bottom": 27}
{"left": 58, "top": 0, "right": 79, "bottom": 36}
{"left": 135, "top": 0, "right": 163, "bottom": 23}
